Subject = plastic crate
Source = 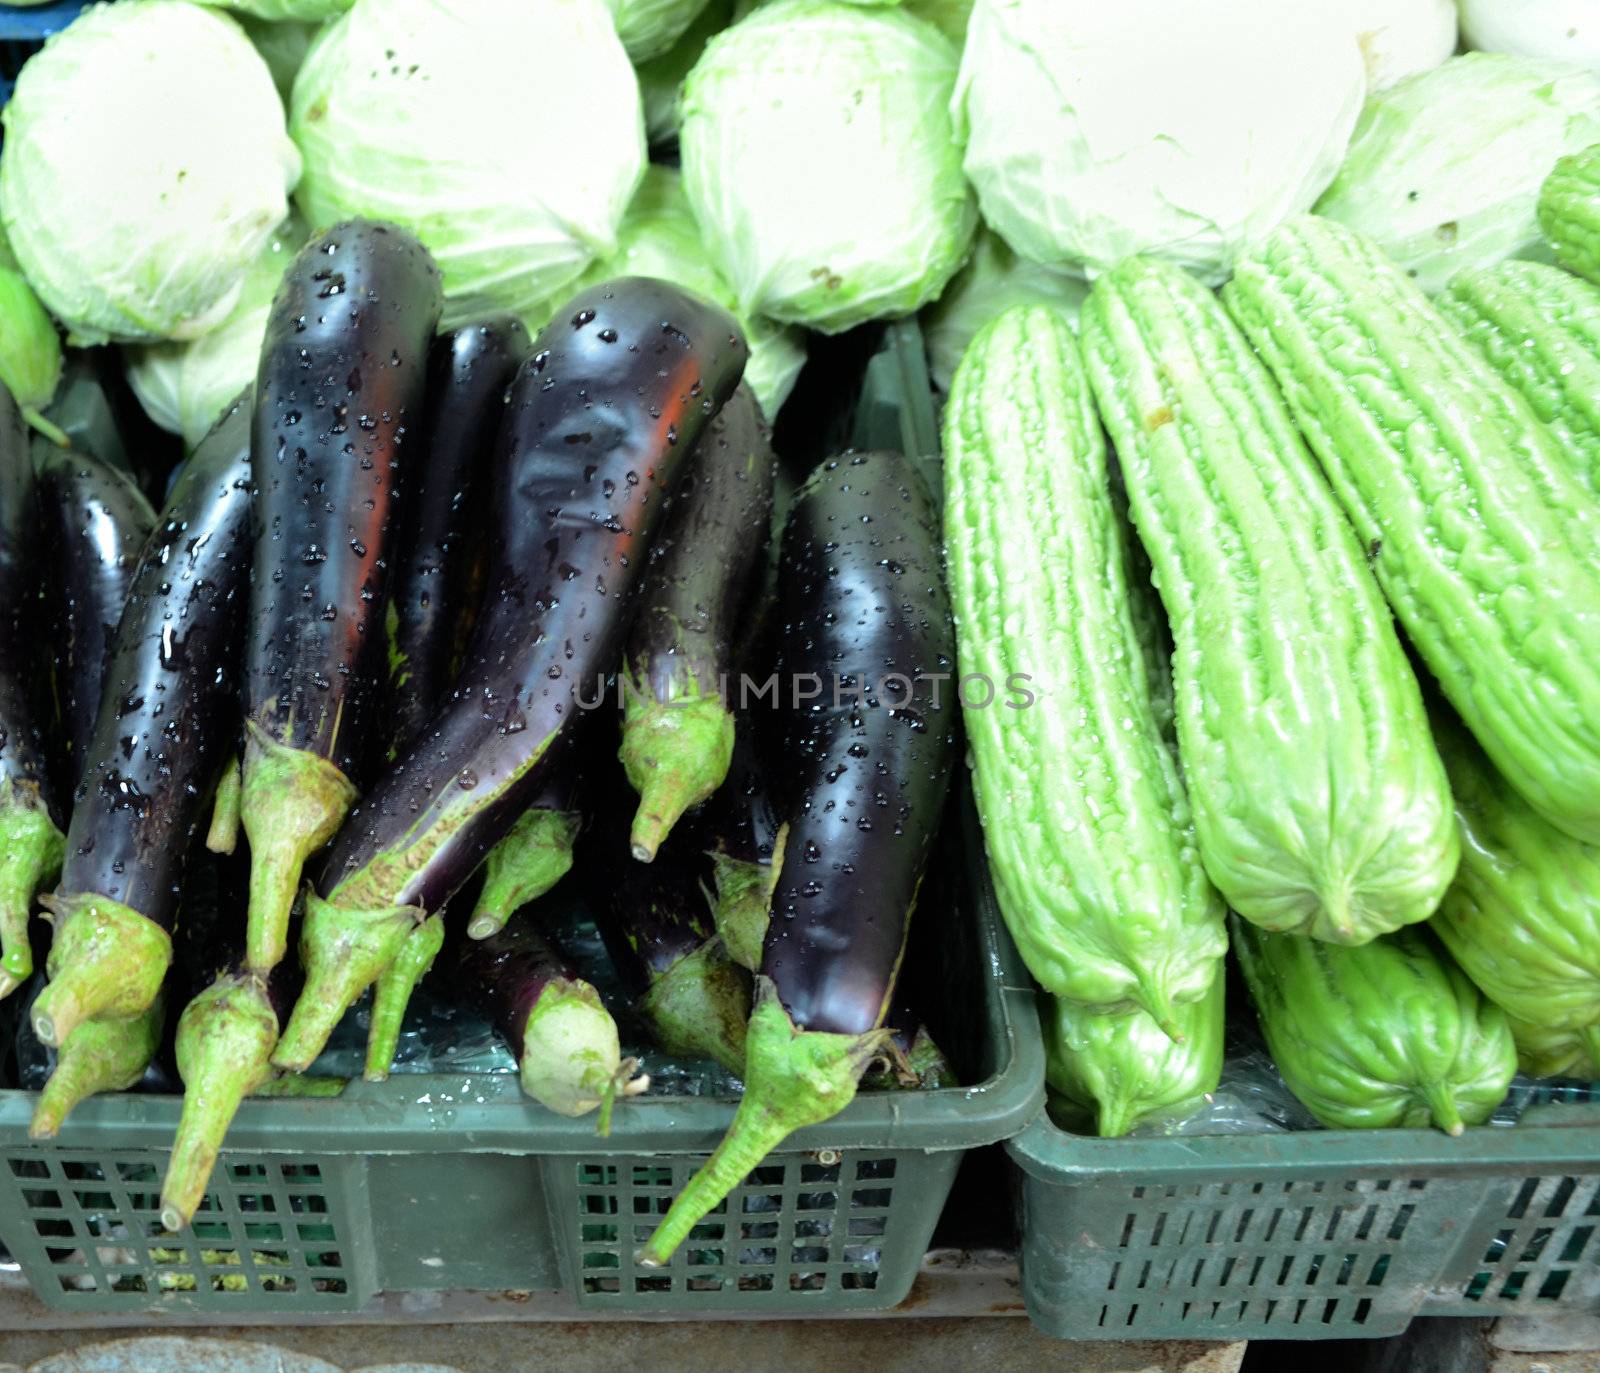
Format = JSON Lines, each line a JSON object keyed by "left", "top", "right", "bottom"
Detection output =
{"left": 0, "top": 799, "right": 1041, "bottom": 1316}
{"left": 1009, "top": 1087, "right": 1600, "bottom": 1342}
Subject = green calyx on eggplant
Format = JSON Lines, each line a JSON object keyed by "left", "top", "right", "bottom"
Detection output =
{"left": 239, "top": 219, "right": 443, "bottom": 978}
{"left": 270, "top": 277, "right": 747, "bottom": 1074}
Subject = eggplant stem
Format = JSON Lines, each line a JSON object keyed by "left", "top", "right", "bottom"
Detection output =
{"left": 160, "top": 976, "right": 279, "bottom": 1231}
{"left": 206, "top": 758, "right": 242, "bottom": 856}
{"left": 30, "top": 995, "right": 165, "bottom": 1139}
{"left": 239, "top": 722, "right": 358, "bottom": 976}
{"left": 1421, "top": 1081, "right": 1466, "bottom": 1137}
{"left": 0, "top": 791, "right": 65, "bottom": 1000}
{"left": 363, "top": 913, "right": 445, "bottom": 1082}
{"left": 466, "top": 809, "right": 580, "bottom": 941}
{"left": 622, "top": 692, "right": 736, "bottom": 863}
{"left": 33, "top": 894, "right": 170, "bottom": 1047}
{"left": 22, "top": 408, "right": 70, "bottom": 449}
{"left": 707, "top": 823, "right": 784, "bottom": 972}
{"left": 271, "top": 893, "right": 418, "bottom": 1073}
{"left": 636, "top": 979, "right": 889, "bottom": 1267}
{"left": 639, "top": 939, "right": 751, "bottom": 1077}
{"left": 517, "top": 978, "right": 647, "bottom": 1117}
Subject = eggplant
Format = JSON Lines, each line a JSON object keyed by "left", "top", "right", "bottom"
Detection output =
{"left": 0, "top": 387, "right": 63, "bottom": 1000}
{"left": 34, "top": 443, "right": 157, "bottom": 791}
{"left": 449, "top": 904, "right": 646, "bottom": 1119}
{"left": 31, "top": 400, "right": 254, "bottom": 1048}
{"left": 271, "top": 277, "right": 747, "bottom": 1073}
{"left": 640, "top": 451, "right": 958, "bottom": 1265}
{"left": 620, "top": 385, "right": 774, "bottom": 861}
{"left": 385, "top": 315, "right": 530, "bottom": 758}
{"left": 159, "top": 847, "right": 318, "bottom": 1232}
{"left": 585, "top": 768, "right": 750, "bottom": 1075}
{"left": 238, "top": 221, "right": 443, "bottom": 977}
{"left": 466, "top": 769, "right": 584, "bottom": 941}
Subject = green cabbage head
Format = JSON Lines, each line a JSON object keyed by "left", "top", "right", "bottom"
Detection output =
{"left": 0, "top": 0, "right": 301, "bottom": 345}
{"left": 681, "top": 0, "right": 975, "bottom": 333}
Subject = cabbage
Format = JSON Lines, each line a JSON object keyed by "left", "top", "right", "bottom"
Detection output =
{"left": 681, "top": 0, "right": 975, "bottom": 333}
{"left": 1461, "top": 0, "right": 1600, "bottom": 70}
{"left": 236, "top": 13, "right": 321, "bottom": 101}
{"left": 923, "top": 230, "right": 1086, "bottom": 394}
{"left": 905, "top": 0, "right": 970, "bottom": 44}
{"left": 553, "top": 166, "right": 805, "bottom": 419}
{"left": 955, "top": 0, "right": 1365, "bottom": 285}
{"left": 1342, "top": 0, "right": 1457, "bottom": 92}
{"left": 1316, "top": 54, "right": 1600, "bottom": 295}
{"left": 0, "top": 226, "right": 64, "bottom": 444}
{"left": 0, "top": 1, "right": 300, "bottom": 346}
{"left": 637, "top": 0, "right": 734, "bottom": 146}
{"left": 199, "top": 0, "right": 351, "bottom": 20}
{"left": 607, "top": 0, "right": 714, "bottom": 62}
{"left": 125, "top": 218, "right": 306, "bottom": 448}
{"left": 291, "top": 0, "right": 644, "bottom": 330}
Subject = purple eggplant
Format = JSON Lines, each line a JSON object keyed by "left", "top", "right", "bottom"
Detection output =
{"left": 450, "top": 905, "right": 646, "bottom": 1120}
{"left": 0, "top": 386, "right": 63, "bottom": 1000}
{"left": 238, "top": 221, "right": 442, "bottom": 978}
{"left": 31, "top": 399, "right": 254, "bottom": 1048}
{"left": 585, "top": 766, "right": 750, "bottom": 1075}
{"left": 34, "top": 444, "right": 157, "bottom": 792}
{"left": 270, "top": 278, "right": 746, "bottom": 1074}
{"left": 620, "top": 384, "right": 774, "bottom": 861}
{"left": 641, "top": 451, "right": 957, "bottom": 1264}
{"left": 385, "top": 315, "right": 529, "bottom": 758}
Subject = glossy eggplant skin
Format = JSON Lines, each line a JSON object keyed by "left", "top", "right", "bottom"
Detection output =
{"left": 246, "top": 220, "right": 443, "bottom": 780}
{"left": 0, "top": 391, "right": 55, "bottom": 810}
{"left": 177, "top": 847, "right": 302, "bottom": 1023}
{"left": 318, "top": 278, "right": 747, "bottom": 916}
{"left": 693, "top": 711, "right": 783, "bottom": 869}
{"left": 34, "top": 444, "right": 157, "bottom": 790}
{"left": 58, "top": 401, "right": 254, "bottom": 925}
{"left": 761, "top": 452, "right": 958, "bottom": 1038}
{"left": 386, "top": 316, "right": 529, "bottom": 756}
{"left": 450, "top": 915, "right": 575, "bottom": 1061}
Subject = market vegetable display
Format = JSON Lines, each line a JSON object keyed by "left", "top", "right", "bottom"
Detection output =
{"left": 290, "top": 0, "right": 645, "bottom": 329}
{"left": 32, "top": 399, "right": 254, "bottom": 1048}
{"left": 238, "top": 220, "right": 442, "bottom": 980}
{"left": 680, "top": 0, "right": 975, "bottom": 331}
{"left": 1082, "top": 256, "right": 1457, "bottom": 945}
{"left": 641, "top": 450, "right": 957, "bottom": 1264}
{"left": 943, "top": 304, "right": 1225, "bottom": 1023}
{"left": 954, "top": 0, "right": 1364, "bottom": 284}
{"left": 1539, "top": 143, "right": 1600, "bottom": 285}
{"left": 1315, "top": 54, "right": 1600, "bottom": 295}
{"left": 1225, "top": 216, "right": 1600, "bottom": 846}
{"left": 620, "top": 384, "right": 774, "bottom": 861}
{"left": 1234, "top": 920, "right": 1517, "bottom": 1134}
{"left": 1043, "top": 973, "right": 1224, "bottom": 1139}
{"left": 1441, "top": 259, "right": 1600, "bottom": 498}
{"left": 0, "top": 0, "right": 301, "bottom": 345}
{"left": 270, "top": 277, "right": 746, "bottom": 1074}
{"left": 0, "top": 386, "right": 64, "bottom": 1001}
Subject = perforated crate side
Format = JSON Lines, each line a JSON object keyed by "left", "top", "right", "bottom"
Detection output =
{"left": 0, "top": 1146, "right": 376, "bottom": 1314}
{"left": 1424, "top": 1169, "right": 1600, "bottom": 1316}
{"left": 546, "top": 1147, "right": 961, "bottom": 1313}
{"left": 1013, "top": 1160, "right": 1500, "bottom": 1342}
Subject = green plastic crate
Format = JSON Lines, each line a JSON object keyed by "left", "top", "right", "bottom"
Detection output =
{"left": 0, "top": 801, "right": 1042, "bottom": 1316}
{"left": 1010, "top": 1091, "right": 1600, "bottom": 1342}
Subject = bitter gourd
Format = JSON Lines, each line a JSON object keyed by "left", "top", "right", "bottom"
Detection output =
{"left": 943, "top": 304, "right": 1226, "bottom": 1030}
{"left": 1225, "top": 215, "right": 1600, "bottom": 845}
{"left": 1539, "top": 143, "right": 1600, "bottom": 287}
{"left": 1043, "top": 970, "right": 1224, "bottom": 1138}
{"left": 1082, "top": 257, "right": 1458, "bottom": 945}
{"left": 1234, "top": 918, "right": 1517, "bottom": 1134}
{"left": 1507, "top": 1016, "right": 1600, "bottom": 1080}
{"left": 1429, "top": 714, "right": 1600, "bottom": 1032}
{"left": 1441, "top": 258, "right": 1600, "bottom": 498}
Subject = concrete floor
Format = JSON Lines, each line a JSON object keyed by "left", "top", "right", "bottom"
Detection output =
{"left": 0, "top": 1326, "right": 1248, "bottom": 1373}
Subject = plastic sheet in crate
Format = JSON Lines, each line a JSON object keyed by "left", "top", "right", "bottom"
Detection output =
{"left": 550, "top": 1147, "right": 964, "bottom": 1312}
{"left": 0, "top": 1147, "right": 375, "bottom": 1312}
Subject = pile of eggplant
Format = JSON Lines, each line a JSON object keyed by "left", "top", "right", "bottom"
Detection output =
{"left": 3, "top": 218, "right": 962, "bottom": 1262}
